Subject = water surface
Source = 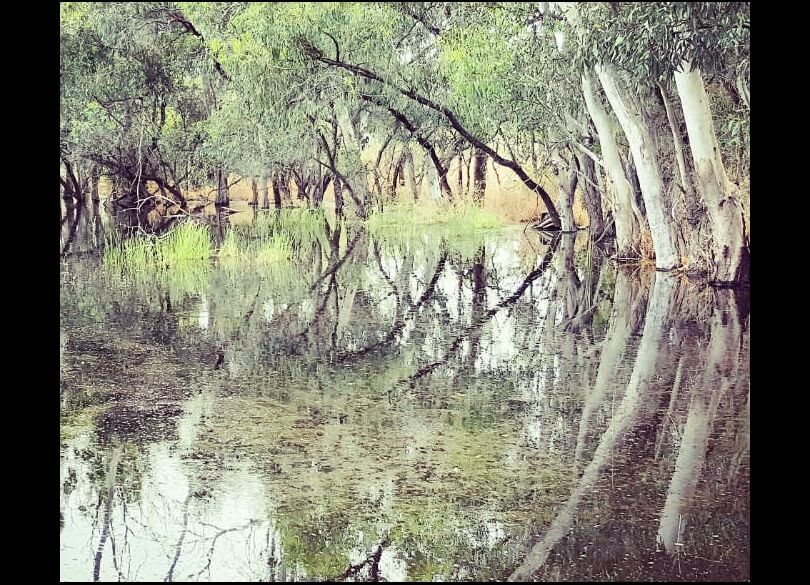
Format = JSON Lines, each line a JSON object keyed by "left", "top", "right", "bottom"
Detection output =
{"left": 60, "top": 220, "right": 749, "bottom": 581}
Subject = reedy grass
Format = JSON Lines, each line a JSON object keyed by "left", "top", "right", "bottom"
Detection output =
{"left": 366, "top": 202, "right": 504, "bottom": 237}
{"left": 103, "top": 220, "right": 211, "bottom": 272}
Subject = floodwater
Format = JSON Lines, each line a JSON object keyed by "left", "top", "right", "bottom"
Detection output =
{"left": 60, "top": 212, "right": 749, "bottom": 581}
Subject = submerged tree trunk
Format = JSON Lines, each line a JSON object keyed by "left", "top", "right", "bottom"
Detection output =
{"left": 674, "top": 62, "right": 749, "bottom": 284}
{"left": 471, "top": 148, "right": 488, "bottom": 206}
{"left": 597, "top": 65, "right": 679, "bottom": 270}
{"left": 581, "top": 70, "right": 641, "bottom": 256}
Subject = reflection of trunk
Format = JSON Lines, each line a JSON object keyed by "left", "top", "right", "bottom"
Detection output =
{"left": 674, "top": 62, "right": 749, "bottom": 284}
{"left": 657, "top": 288, "right": 743, "bottom": 552}
{"left": 510, "top": 273, "right": 677, "bottom": 581}
{"left": 471, "top": 148, "right": 488, "bottom": 205}
{"left": 468, "top": 246, "right": 487, "bottom": 364}
{"left": 212, "top": 208, "right": 229, "bottom": 247}
{"left": 657, "top": 395, "right": 711, "bottom": 552}
{"left": 165, "top": 494, "right": 192, "bottom": 582}
{"left": 401, "top": 238, "right": 560, "bottom": 390}
{"left": 597, "top": 65, "right": 679, "bottom": 269}
{"left": 581, "top": 70, "right": 641, "bottom": 256}
{"left": 574, "top": 269, "right": 646, "bottom": 456}
{"left": 61, "top": 203, "right": 83, "bottom": 257}
{"left": 93, "top": 447, "right": 122, "bottom": 582}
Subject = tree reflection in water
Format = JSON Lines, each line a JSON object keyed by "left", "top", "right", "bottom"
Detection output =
{"left": 60, "top": 222, "right": 749, "bottom": 581}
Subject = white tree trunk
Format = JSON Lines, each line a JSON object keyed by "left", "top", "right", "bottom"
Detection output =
{"left": 582, "top": 71, "right": 642, "bottom": 256}
{"left": 674, "top": 62, "right": 748, "bottom": 283}
{"left": 597, "top": 65, "right": 679, "bottom": 270}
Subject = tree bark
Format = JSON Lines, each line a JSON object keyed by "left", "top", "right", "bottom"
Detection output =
{"left": 674, "top": 62, "right": 749, "bottom": 283}
{"left": 577, "top": 150, "right": 605, "bottom": 236}
{"left": 658, "top": 81, "right": 695, "bottom": 202}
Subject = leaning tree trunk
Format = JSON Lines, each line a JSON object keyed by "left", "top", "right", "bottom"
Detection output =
{"left": 576, "top": 150, "right": 605, "bottom": 237}
{"left": 581, "top": 70, "right": 642, "bottom": 257}
{"left": 471, "top": 148, "right": 488, "bottom": 206}
{"left": 674, "top": 62, "right": 749, "bottom": 284}
{"left": 658, "top": 82, "right": 696, "bottom": 202}
{"left": 597, "top": 65, "right": 679, "bottom": 270}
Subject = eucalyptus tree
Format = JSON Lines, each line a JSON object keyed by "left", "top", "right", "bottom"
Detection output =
{"left": 283, "top": 2, "right": 563, "bottom": 224}
{"left": 60, "top": 3, "right": 222, "bottom": 224}
{"left": 561, "top": 2, "right": 750, "bottom": 282}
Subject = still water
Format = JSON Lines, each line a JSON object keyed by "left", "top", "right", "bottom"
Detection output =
{"left": 60, "top": 218, "right": 749, "bottom": 581}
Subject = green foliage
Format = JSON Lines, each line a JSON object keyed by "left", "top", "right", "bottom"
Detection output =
{"left": 570, "top": 2, "right": 750, "bottom": 81}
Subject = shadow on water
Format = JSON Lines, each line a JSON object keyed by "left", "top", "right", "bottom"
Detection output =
{"left": 60, "top": 219, "right": 749, "bottom": 581}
